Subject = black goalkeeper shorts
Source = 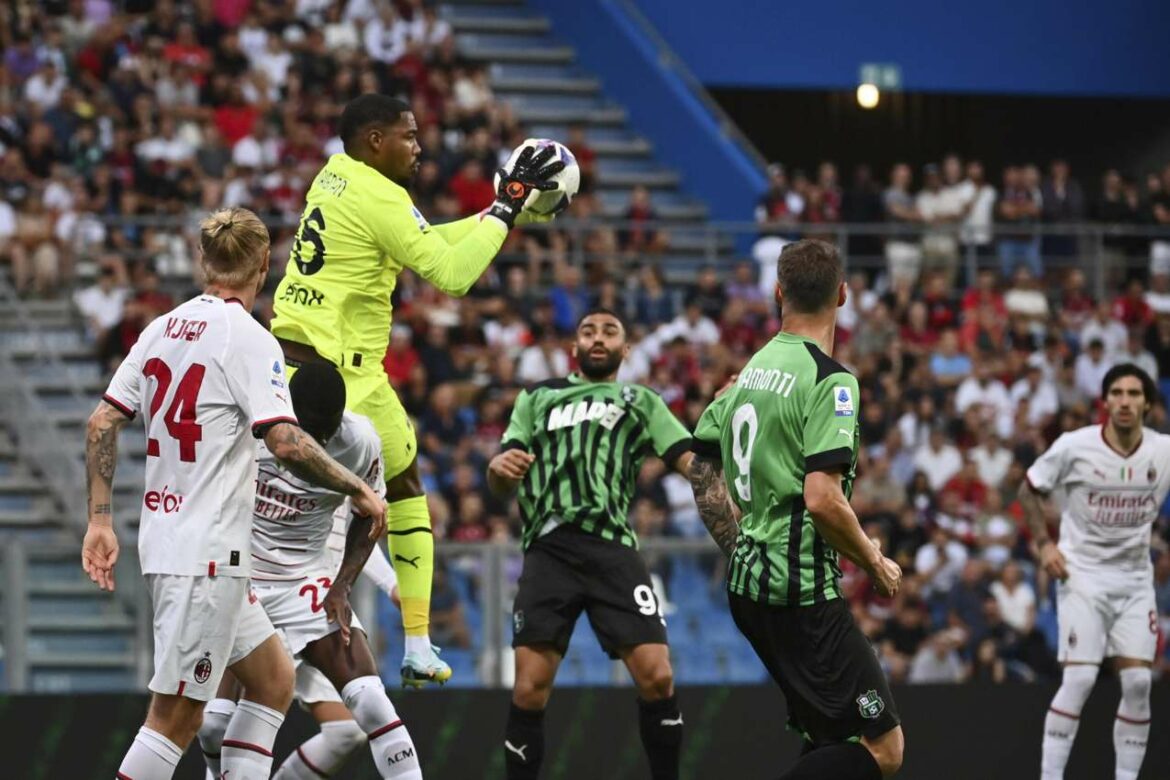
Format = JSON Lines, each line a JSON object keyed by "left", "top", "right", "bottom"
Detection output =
{"left": 511, "top": 524, "right": 668, "bottom": 659}
{"left": 729, "top": 593, "right": 900, "bottom": 744}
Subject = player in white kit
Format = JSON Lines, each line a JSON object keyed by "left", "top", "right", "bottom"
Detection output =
{"left": 1020, "top": 364, "right": 1168, "bottom": 780}
{"left": 81, "top": 208, "right": 386, "bottom": 780}
{"left": 198, "top": 363, "right": 423, "bottom": 780}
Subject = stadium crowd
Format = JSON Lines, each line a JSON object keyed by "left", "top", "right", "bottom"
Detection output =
{"left": 4, "top": 0, "right": 1170, "bottom": 684}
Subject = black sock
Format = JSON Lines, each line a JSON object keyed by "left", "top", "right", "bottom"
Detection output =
{"left": 778, "top": 741, "right": 882, "bottom": 780}
{"left": 505, "top": 703, "right": 545, "bottom": 780}
{"left": 638, "top": 695, "right": 683, "bottom": 780}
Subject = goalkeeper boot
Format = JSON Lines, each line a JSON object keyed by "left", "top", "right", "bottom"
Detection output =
{"left": 401, "top": 645, "right": 453, "bottom": 688}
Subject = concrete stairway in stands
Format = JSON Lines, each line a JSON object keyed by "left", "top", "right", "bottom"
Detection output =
{"left": 444, "top": 0, "right": 733, "bottom": 270}
{"left": 0, "top": 297, "right": 142, "bottom": 692}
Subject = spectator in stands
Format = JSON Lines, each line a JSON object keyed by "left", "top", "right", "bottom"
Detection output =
{"left": 1073, "top": 337, "right": 1113, "bottom": 401}
{"left": 854, "top": 455, "right": 906, "bottom": 526}
{"left": 1149, "top": 166, "right": 1170, "bottom": 275}
{"left": 990, "top": 561, "right": 1036, "bottom": 635}
{"left": 1009, "top": 364, "right": 1059, "bottom": 429}
{"left": 1080, "top": 299, "right": 1128, "bottom": 356}
{"left": 429, "top": 565, "right": 472, "bottom": 650}
{"left": 1094, "top": 169, "right": 1141, "bottom": 269}
{"left": 1116, "top": 328, "right": 1160, "bottom": 381}
{"left": 914, "top": 428, "right": 963, "bottom": 492}
{"left": 883, "top": 162, "right": 923, "bottom": 286}
{"left": 619, "top": 185, "right": 667, "bottom": 255}
{"left": 566, "top": 124, "right": 596, "bottom": 195}
{"left": 756, "top": 163, "right": 804, "bottom": 237}
{"left": 909, "top": 629, "right": 967, "bottom": 683}
{"left": 973, "top": 491, "right": 1016, "bottom": 567}
{"left": 1003, "top": 266, "right": 1049, "bottom": 324}
{"left": 996, "top": 165, "right": 1043, "bottom": 277}
{"left": 74, "top": 261, "right": 129, "bottom": 343}
{"left": 958, "top": 160, "right": 997, "bottom": 259}
{"left": 917, "top": 163, "right": 963, "bottom": 287}
{"left": 684, "top": 265, "right": 727, "bottom": 323}
{"left": 1041, "top": 159, "right": 1086, "bottom": 257}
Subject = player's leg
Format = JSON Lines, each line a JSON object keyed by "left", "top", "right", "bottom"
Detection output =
{"left": 585, "top": 538, "right": 680, "bottom": 780}
{"left": 1042, "top": 580, "right": 1108, "bottom": 779}
{"left": 619, "top": 643, "right": 682, "bottom": 780}
{"left": 221, "top": 594, "right": 295, "bottom": 780}
{"left": 508, "top": 645, "right": 563, "bottom": 780}
{"left": 301, "top": 628, "right": 423, "bottom": 779}
{"left": 272, "top": 695, "right": 367, "bottom": 780}
{"left": 198, "top": 671, "right": 242, "bottom": 779}
{"left": 1107, "top": 586, "right": 1159, "bottom": 780}
{"left": 728, "top": 594, "right": 900, "bottom": 779}
{"left": 506, "top": 536, "right": 581, "bottom": 780}
{"left": 348, "top": 375, "right": 446, "bottom": 684}
{"left": 118, "top": 693, "right": 203, "bottom": 779}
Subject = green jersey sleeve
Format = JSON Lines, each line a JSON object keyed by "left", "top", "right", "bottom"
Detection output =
{"left": 501, "top": 389, "right": 536, "bottom": 451}
{"left": 638, "top": 390, "right": 692, "bottom": 466}
{"left": 801, "top": 373, "right": 860, "bottom": 473}
{"left": 369, "top": 191, "right": 507, "bottom": 297}
{"left": 691, "top": 392, "right": 731, "bottom": 460}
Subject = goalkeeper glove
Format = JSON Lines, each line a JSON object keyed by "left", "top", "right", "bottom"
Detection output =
{"left": 486, "top": 145, "right": 565, "bottom": 228}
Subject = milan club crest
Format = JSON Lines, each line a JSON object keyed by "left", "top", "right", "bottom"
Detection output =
{"left": 193, "top": 652, "right": 213, "bottom": 684}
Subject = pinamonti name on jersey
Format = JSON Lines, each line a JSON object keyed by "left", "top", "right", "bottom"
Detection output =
{"left": 501, "top": 375, "right": 691, "bottom": 551}
{"left": 693, "top": 333, "right": 861, "bottom": 606}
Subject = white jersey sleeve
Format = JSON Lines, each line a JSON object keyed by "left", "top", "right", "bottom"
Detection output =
{"left": 222, "top": 319, "right": 297, "bottom": 436}
{"left": 103, "top": 333, "right": 147, "bottom": 417}
{"left": 1025, "top": 432, "right": 1072, "bottom": 494}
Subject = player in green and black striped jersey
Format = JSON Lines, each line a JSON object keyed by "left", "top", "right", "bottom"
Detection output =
{"left": 690, "top": 240, "right": 905, "bottom": 780}
{"left": 488, "top": 308, "right": 691, "bottom": 780}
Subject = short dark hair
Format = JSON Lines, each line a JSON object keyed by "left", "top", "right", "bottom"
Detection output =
{"left": 338, "top": 94, "right": 411, "bottom": 154}
{"left": 576, "top": 307, "right": 628, "bottom": 337}
{"left": 776, "top": 239, "right": 843, "bottom": 314}
{"left": 289, "top": 363, "right": 347, "bottom": 439}
{"left": 1101, "top": 362, "right": 1158, "bottom": 404}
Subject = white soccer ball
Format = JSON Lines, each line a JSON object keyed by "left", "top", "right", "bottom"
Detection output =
{"left": 495, "top": 138, "right": 580, "bottom": 216}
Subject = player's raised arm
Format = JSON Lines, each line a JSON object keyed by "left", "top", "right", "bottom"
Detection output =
{"left": 82, "top": 398, "right": 134, "bottom": 591}
{"left": 390, "top": 145, "right": 565, "bottom": 297}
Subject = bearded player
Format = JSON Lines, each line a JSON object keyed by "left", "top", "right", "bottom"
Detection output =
{"left": 1021, "top": 363, "right": 1170, "bottom": 780}
{"left": 271, "top": 93, "right": 564, "bottom": 685}
{"left": 488, "top": 309, "right": 692, "bottom": 780}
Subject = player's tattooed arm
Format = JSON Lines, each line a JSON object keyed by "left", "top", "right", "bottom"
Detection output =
{"left": 85, "top": 400, "right": 131, "bottom": 524}
{"left": 689, "top": 455, "right": 740, "bottom": 557}
{"left": 265, "top": 422, "right": 365, "bottom": 496}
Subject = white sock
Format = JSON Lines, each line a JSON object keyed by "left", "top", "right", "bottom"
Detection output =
{"left": 342, "top": 675, "right": 422, "bottom": 779}
{"left": 404, "top": 634, "right": 431, "bottom": 658}
{"left": 117, "top": 726, "right": 183, "bottom": 780}
{"left": 1114, "top": 667, "right": 1152, "bottom": 780}
{"left": 198, "top": 697, "right": 237, "bottom": 779}
{"left": 1041, "top": 665, "right": 1097, "bottom": 779}
{"left": 273, "top": 720, "right": 367, "bottom": 779}
{"left": 220, "top": 699, "right": 285, "bottom": 780}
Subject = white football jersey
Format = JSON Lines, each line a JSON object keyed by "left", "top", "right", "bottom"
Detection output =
{"left": 1026, "top": 425, "right": 1170, "bottom": 577}
{"left": 251, "top": 411, "right": 384, "bottom": 581}
{"left": 103, "top": 295, "right": 296, "bottom": 577}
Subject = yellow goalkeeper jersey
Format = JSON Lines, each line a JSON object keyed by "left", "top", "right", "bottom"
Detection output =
{"left": 271, "top": 153, "right": 507, "bottom": 368}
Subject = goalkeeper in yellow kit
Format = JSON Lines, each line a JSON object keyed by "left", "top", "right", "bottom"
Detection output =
{"left": 271, "top": 94, "right": 565, "bottom": 686}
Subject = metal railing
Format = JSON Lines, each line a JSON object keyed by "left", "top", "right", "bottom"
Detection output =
{"left": 0, "top": 538, "right": 726, "bottom": 693}
{"left": 55, "top": 214, "right": 1170, "bottom": 301}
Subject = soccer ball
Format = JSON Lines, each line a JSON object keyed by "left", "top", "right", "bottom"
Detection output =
{"left": 496, "top": 138, "right": 580, "bottom": 216}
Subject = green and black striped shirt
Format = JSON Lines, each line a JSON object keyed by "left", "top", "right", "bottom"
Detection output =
{"left": 692, "top": 333, "right": 860, "bottom": 606}
{"left": 501, "top": 374, "right": 692, "bottom": 550}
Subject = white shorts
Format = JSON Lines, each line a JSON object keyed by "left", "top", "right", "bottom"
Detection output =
{"left": 253, "top": 574, "right": 365, "bottom": 658}
{"left": 295, "top": 661, "right": 343, "bottom": 705}
{"left": 1056, "top": 573, "right": 1158, "bottom": 664}
{"left": 146, "top": 574, "right": 275, "bottom": 701}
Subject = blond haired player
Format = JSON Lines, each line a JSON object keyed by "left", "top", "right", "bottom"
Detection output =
{"left": 1020, "top": 363, "right": 1170, "bottom": 780}
{"left": 271, "top": 93, "right": 564, "bottom": 685}
{"left": 81, "top": 207, "right": 386, "bottom": 780}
